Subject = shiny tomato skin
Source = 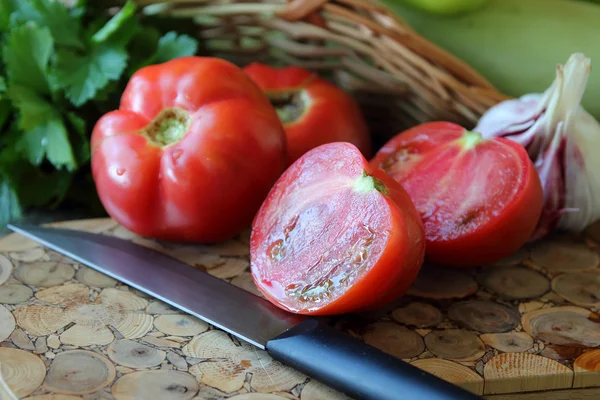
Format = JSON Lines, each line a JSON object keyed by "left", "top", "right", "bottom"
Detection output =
{"left": 250, "top": 142, "right": 425, "bottom": 316}
{"left": 374, "top": 125, "right": 543, "bottom": 267}
{"left": 91, "top": 57, "right": 287, "bottom": 243}
{"left": 243, "top": 63, "right": 372, "bottom": 165}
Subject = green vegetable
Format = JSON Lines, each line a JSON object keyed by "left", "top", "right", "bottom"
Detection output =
{"left": 0, "top": 0, "right": 200, "bottom": 227}
{"left": 382, "top": 0, "right": 600, "bottom": 120}
{"left": 391, "top": 0, "right": 489, "bottom": 15}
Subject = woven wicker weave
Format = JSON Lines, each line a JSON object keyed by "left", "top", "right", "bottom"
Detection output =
{"left": 138, "top": 0, "right": 510, "bottom": 143}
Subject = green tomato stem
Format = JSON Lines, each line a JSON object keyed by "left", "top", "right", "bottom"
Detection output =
{"left": 459, "top": 130, "right": 484, "bottom": 150}
{"left": 143, "top": 107, "right": 190, "bottom": 147}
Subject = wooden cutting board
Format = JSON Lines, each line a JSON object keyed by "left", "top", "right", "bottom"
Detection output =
{"left": 0, "top": 218, "right": 599, "bottom": 400}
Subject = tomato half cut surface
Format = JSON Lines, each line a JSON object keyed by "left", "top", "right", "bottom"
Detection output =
{"left": 370, "top": 121, "right": 465, "bottom": 181}
{"left": 250, "top": 142, "right": 426, "bottom": 315}
{"left": 372, "top": 124, "right": 544, "bottom": 267}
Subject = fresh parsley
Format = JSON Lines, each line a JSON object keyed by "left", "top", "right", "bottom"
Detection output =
{"left": 0, "top": 0, "right": 200, "bottom": 227}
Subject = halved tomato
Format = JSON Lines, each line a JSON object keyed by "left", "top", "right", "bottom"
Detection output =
{"left": 370, "top": 121, "right": 465, "bottom": 181}
{"left": 250, "top": 142, "right": 426, "bottom": 315}
{"left": 371, "top": 123, "right": 544, "bottom": 267}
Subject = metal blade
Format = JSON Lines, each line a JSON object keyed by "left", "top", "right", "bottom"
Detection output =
{"left": 7, "top": 223, "right": 307, "bottom": 349}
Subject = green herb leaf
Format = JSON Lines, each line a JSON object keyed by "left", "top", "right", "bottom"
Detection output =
{"left": 91, "top": 0, "right": 137, "bottom": 43}
{"left": 11, "top": 163, "right": 73, "bottom": 209}
{"left": 10, "top": 0, "right": 84, "bottom": 49}
{"left": 0, "top": 100, "right": 10, "bottom": 132}
{"left": 0, "top": 0, "right": 13, "bottom": 31}
{"left": 0, "top": 76, "right": 6, "bottom": 94}
{"left": 153, "top": 31, "right": 198, "bottom": 64}
{"left": 66, "top": 112, "right": 90, "bottom": 164}
{"left": 7, "top": 85, "right": 56, "bottom": 131}
{"left": 16, "top": 114, "right": 77, "bottom": 170}
{"left": 3, "top": 23, "right": 54, "bottom": 94}
{"left": 51, "top": 44, "right": 128, "bottom": 106}
{"left": 0, "top": 176, "right": 22, "bottom": 228}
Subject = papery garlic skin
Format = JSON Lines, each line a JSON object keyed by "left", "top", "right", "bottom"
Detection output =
{"left": 474, "top": 53, "right": 600, "bottom": 239}
{"left": 561, "top": 106, "right": 600, "bottom": 232}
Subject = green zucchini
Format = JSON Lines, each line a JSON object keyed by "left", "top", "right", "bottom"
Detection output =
{"left": 381, "top": 0, "right": 600, "bottom": 119}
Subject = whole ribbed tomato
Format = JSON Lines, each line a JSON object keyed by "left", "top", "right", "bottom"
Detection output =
{"left": 91, "top": 57, "right": 287, "bottom": 242}
{"left": 243, "top": 63, "right": 372, "bottom": 164}
{"left": 371, "top": 122, "right": 543, "bottom": 267}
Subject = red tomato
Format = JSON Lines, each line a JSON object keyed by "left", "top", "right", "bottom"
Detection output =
{"left": 371, "top": 122, "right": 544, "bottom": 267}
{"left": 250, "top": 142, "right": 426, "bottom": 315}
{"left": 242, "top": 62, "right": 372, "bottom": 164}
{"left": 91, "top": 57, "right": 287, "bottom": 242}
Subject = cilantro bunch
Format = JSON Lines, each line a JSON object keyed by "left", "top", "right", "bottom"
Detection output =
{"left": 0, "top": 0, "right": 200, "bottom": 227}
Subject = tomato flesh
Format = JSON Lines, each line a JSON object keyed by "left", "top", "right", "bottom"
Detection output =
{"left": 371, "top": 124, "right": 543, "bottom": 267}
{"left": 250, "top": 142, "right": 425, "bottom": 315}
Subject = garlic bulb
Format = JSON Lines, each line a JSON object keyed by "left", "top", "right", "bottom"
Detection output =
{"left": 474, "top": 53, "right": 600, "bottom": 239}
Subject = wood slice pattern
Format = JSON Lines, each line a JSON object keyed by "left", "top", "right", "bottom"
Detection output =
{"left": 0, "top": 254, "right": 12, "bottom": 286}
{"left": 574, "top": 349, "right": 600, "bottom": 388}
{"left": 521, "top": 306, "right": 600, "bottom": 347}
{"left": 424, "top": 329, "right": 486, "bottom": 361}
{"left": 480, "top": 332, "right": 534, "bottom": 353}
{"left": 0, "top": 304, "right": 15, "bottom": 343}
{"left": 0, "top": 348, "right": 46, "bottom": 398}
{"left": 530, "top": 240, "right": 599, "bottom": 272}
{"left": 362, "top": 321, "right": 425, "bottom": 359}
{"left": 484, "top": 352, "right": 574, "bottom": 395}
{"left": 43, "top": 350, "right": 116, "bottom": 395}
{"left": 448, "top": 300, "right": 520, "bottom": 333}
{"left": 391, "top": 302, "right": 443, "bottom": 328}
{"left": 551, "top": 271, "right": 600, "bottom": 307}
{"left": 111, "top": 370, "right": 198, "bottom": 400}
{"left": 479, "top": 266, "right": 550, "bottom": 300}
{"left": 1, "top": 217, "right": 600, "bottom": 399}
{"left": 410, "top": 358, "right": 484, "bottom": 395}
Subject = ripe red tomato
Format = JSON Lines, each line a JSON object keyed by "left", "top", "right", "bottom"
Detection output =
{"left": 250, "top": 142, "right": 426, "bottom": 315}
{"left": 242, "top": 62, "right": 372, "bottom": 165}
{"left": 371, "top": 122, "right": 544, "bottom": 267}
{"left": 91, "top": 57, "right": 287, "bottom": 242}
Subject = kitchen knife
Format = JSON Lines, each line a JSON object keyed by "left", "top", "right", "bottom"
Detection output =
{"left": 7, "top": 223, "right": 482, "bottom": 400}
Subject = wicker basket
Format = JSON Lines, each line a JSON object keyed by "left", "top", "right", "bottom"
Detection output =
{"left": 139, "top": 0, "right": 510, "bottom": 146}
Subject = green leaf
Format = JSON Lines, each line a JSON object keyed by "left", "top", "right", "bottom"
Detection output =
{"left": 66, "top": 112, "right": 90, "bottom": 164}
{"left": 91, "top": 0, "right": 137, "bottom": 43}
{"left": 0, "top": 0, "right": 14, "bottom": 31}
{"left": 3, "top": 23, "right": 54, "bottom": 94}
{"left": 16, "top": 127, "right": 45, "bottom": 165}
{"left": 16, "top": 114, "right": 77, "bottom": 170}
{"left": 51, "top": 43, "right": 128, "bottom": 106}
{"left": 10, "top": 0, "right": 83, "bottom": 49}
{"left": 0, "top": 100, "right": 11, "bottom": 132}
{"left": 0, "top": 176, "right": 22, "bottom": 228}
{"left": 153, "top": 31, "right": 198, "bottom": 64}
{"left": 45, "top": 116, "right": 77, "bottom": 170}
{"left": 0, "top": 76, "right": 6, "bottom": 95}
{"left": 7, "top": 85, "right": 56, "bottom": 130}
{"left": 9, "top": 163, "right": 73, "bottom": 209}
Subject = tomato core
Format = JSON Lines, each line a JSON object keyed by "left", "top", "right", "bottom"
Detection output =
{"left": 142, "top": 107, "right": 190, "bottom": 147}
{"left": 267, "top": 91, "right": 309, "bottom": 124}
{"left": 353, "top": 171, "right": 388, "bottom": 195}
{"left": 458, "top": 130, "right": 483, "bottom": 150}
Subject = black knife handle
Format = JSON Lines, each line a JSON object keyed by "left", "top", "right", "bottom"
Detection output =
{"left": 266, "top": 319, "right": 482, "bottom": 400}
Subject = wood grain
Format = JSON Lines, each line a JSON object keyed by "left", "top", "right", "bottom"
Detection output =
{"left": 0, "top": 217, "right": 599, "bottom": 399}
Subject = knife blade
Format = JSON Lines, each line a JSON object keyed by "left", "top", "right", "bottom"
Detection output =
{"left": 7, "top": 223, "right": 482, "bottom": 400}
